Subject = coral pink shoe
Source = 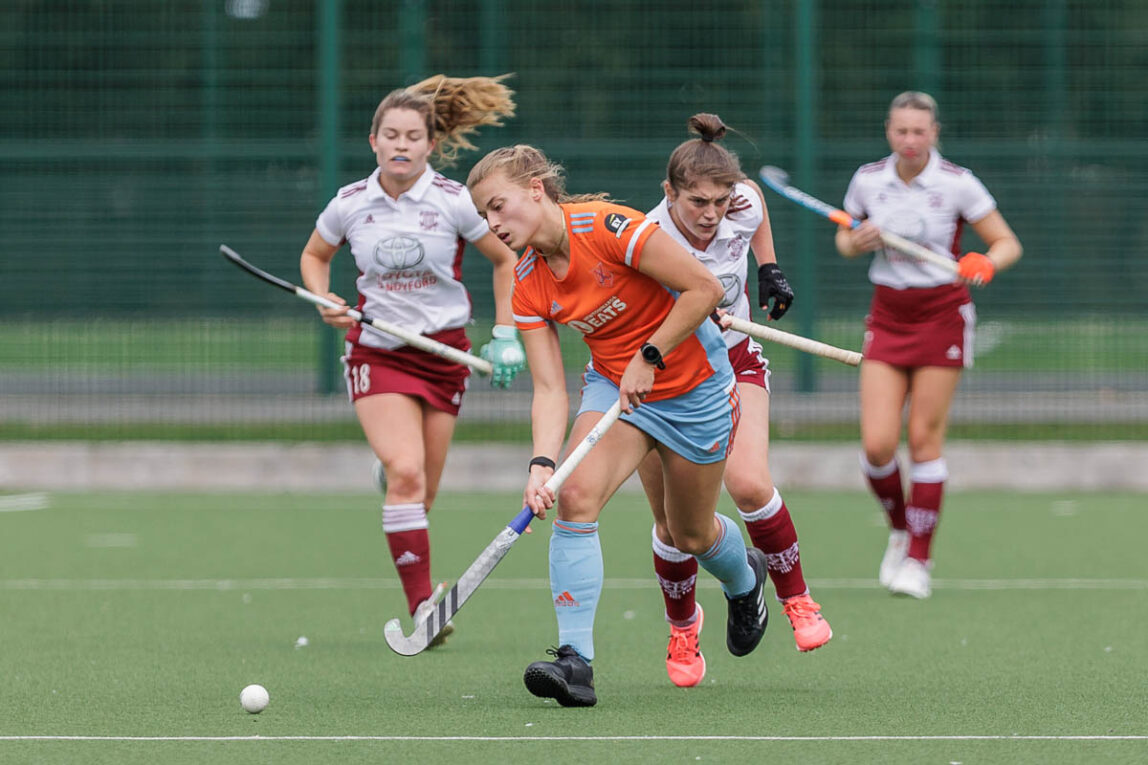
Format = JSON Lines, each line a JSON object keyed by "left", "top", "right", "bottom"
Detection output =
{"left": 665, "top": 605, "right": 706, "bottom": 687}
{"left": 782, "top": 593, "right": 832, "bottom": 652}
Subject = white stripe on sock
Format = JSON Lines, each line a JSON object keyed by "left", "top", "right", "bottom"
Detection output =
{"left": 651, "top": 526, "right": 691, "bottom": 563}
{"left": 861, "top": 455, "right": 900, "bottom": 479}
{"left": 910, "top": 458, "right": 948, "bottom": 483}
{"left": 382, "top": 503, "right": 428, "bottom": 533}
{"left": 739, "top": 488, "right": 783, "bottom": 523}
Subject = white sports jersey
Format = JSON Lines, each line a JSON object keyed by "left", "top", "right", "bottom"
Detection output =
{"left": 315, "top": 166, "right": 490, "bottom": 350}
{"left": 647, "top": 181, "right": 763, "bottom": 349}
{"left": 843, "top": 149, "right": 996, "bottom": 289}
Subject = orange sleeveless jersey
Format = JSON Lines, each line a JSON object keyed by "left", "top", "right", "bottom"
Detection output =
{"left": 511, "top": 201, "right": 716, "bottom": 401}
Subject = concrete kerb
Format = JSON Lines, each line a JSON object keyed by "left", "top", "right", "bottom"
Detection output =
{"left": 2, "top": 441, "right": 1147, "bottom": 492}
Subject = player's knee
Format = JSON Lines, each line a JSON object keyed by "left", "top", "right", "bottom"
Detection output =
{"left": 555, "top": 482, "right": 601, "bottom": 523}
{"left": 664, "top": 524, "right": 712, "bottom": 556}
{"left": 906, "top": 422, "right": 943, "bottom": 457}
{"left": 384, "top": 461, "right": 426, "bottom": 498}
{"left": 724, "top": 473, "right": 774, "bottom": 510}
{"left": 862, "top": 440, "right": 897, "bottom": 467}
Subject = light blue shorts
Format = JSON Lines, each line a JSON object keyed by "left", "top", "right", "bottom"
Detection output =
{"left": 577, "top": 367, "right": 740, "bottom": 465}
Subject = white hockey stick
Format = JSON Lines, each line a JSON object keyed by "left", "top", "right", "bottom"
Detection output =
{"left": 758, "top": 166, "right": 960, "bottom": 275}
{"left": 383, "top": 400, "right": 624, "bottom": 656}
{"left": 721, "top": 315, "right": 862, "bottom": 366}
{"left": 220, "top": 245, "right": 493, "bottom": 375}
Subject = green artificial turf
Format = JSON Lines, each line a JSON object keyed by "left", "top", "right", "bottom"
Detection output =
{"left": 0, "top": 490, "right": 1145, "bottom": 764}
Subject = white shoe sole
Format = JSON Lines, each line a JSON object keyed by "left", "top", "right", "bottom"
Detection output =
{"left": 879, "top": 531, "right": 910, "bottom": 589}
{"left": 888, "top": 560, "right": 931, "bottom": 599}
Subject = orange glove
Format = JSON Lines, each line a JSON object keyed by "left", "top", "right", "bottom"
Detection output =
{"left": 957, "top": 251, "right": 995, "bottom": 285}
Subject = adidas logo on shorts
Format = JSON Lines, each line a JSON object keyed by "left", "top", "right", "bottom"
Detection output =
{"left": 946, "top": 344, "right": 962, "bottom": 360}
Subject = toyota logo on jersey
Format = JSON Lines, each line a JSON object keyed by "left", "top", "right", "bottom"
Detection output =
{"left": 373, "top": 235, "right": 426, "bottom": 270}
{"left": 718, "top": 273, "right": 742, "bottom": 308}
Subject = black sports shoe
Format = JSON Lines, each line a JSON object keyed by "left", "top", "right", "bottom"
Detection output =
{"left": 725, "top": 547, "right": 769, "bottom": 656}
{"left": 523, "top": 645, "right": 597, "bottom": 707}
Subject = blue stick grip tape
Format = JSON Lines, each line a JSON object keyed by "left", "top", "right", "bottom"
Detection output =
{"left": 508, "top": 507, "right": 534, "bottom": 535}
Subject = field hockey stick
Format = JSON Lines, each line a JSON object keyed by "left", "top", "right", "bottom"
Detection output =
{"left": 721, "top": 315, "right": 862, "bottom": 366}
{"left": 219, "top": 245, "right": 493, "bottom": 376}
{"left": 384, "top": 400, "right": 624, "bottom": 656}
{"left": 758, "top": 166, "right": 960, "bottom": 275}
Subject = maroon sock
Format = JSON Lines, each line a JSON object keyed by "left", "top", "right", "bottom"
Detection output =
{"left": 744, "top": 501, "right": 807, "bottom": 600}
{"left": 382, "top": 503, "right": 432, "bottom": 615}
{"left": 386, "top": 529, "right": 432, "bottom": 614}
{"left": 652, "top": 537, "right": 698, "bottom": 625}
{"left": 906, "top": 481, "right": 944, "bottom": 562}
{"left": 864, "top": 459, "right": 907, "bottom": 530}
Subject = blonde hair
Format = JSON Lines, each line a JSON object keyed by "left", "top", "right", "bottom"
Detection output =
{"left": 371, "top": 74, "right": 516, "bottom": 167}
{"left": 888, "top": 91, "right": 939, "bottom": 124}
{"left": 466, "top": 144, "right": 611, "bottom": 203}
{"left": 665, "top": 112, "right": 745, "bottom": 192}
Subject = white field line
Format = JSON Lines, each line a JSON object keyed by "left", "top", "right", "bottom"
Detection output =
{"left": 0, "top": 492, "right": 49, "bottom": 512}
{"left": 1, "top": 735, "right": 1145, "bottom": 742}
{"left": 2, "top": 577, "right": 1148, "bottom": 592}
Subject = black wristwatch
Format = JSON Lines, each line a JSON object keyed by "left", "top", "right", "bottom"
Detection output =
{"left": 640, "top": 342, "right": 665, "bottom": 370}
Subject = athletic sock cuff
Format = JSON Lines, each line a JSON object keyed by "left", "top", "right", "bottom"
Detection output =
{"left": 910, "top": 458, "right": 948, "bottom": 483}
{"left": 739, "top": 488, "right": 783, "bottom": 523}
{"left": 698, "top": 513, "right": 737, "bottom": 560}
{"left": 651, "top": 526, "right": 691, "bottom": 563}
{"left": 553, "top": 519, "right": 599, "bottom": 537}
{"left": 382, "top": 503, "right": 428, "bottom": 533}
{"left": 861, "top": 454, "right": 900, "bottom": 479}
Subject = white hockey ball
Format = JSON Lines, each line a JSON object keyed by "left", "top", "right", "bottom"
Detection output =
{"left": 239, "top": 684, "right": 269, "bottom": 714}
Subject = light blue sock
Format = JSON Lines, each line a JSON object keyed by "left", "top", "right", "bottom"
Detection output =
{"left": 549, "top": 520, "right": 602, "bottom": 662}
{"left": 696, "top": 513, "right": 755, "bottom": 598}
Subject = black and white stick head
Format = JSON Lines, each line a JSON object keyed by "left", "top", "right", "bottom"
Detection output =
{"left": 384, "top": 617, "right": 436, "bottom": 657}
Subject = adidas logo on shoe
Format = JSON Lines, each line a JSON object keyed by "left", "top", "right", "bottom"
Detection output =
{"left": 395, "top": 550, "right": 421, "bottom": 567}
{"left": 726, "top": 548, "right": 769, "bottom": 657}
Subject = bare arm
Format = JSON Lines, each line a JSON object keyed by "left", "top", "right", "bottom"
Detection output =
{"left": 299, "top": 229, "right": 353, "bottom": 328}
{"left": 634, "top": 227, "right": 725, "bottom": 355}
{"left": 613, "top": 227, "right": 724, "bottom": 412}
{"left": 744, "top": 181, "right": 779, "bottom": 268}
{"left": 969, "top": 210, "right": 1023, "bottom": 273}
{"left": 745, "top": 180, "right": 796, "bottom": 319}
{"left": 521, "top": 324, "right": 568, "bottom": 517}
{"left": 471, "top": 231, "right": 518, "bottom": 326}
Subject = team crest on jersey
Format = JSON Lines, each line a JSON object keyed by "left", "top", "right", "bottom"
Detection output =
{"left": 728, "top": 236, "right": 747, "bottom": 260}
{"left": 419, "top": 210, "right": 439, "bottom": 231}
{"left": 590, "top": 262, "right": 614, "bottom": 288}
{"left": 604, "top": 212, "right": 630, "bottom": 237}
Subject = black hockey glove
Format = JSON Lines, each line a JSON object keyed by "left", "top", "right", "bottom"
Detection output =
{"left": 757, "top": 263, "right": 795, "bottom": 320}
